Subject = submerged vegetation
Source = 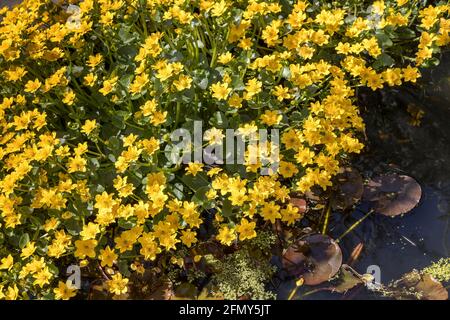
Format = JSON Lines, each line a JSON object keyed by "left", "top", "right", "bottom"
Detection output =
{"left": 0, "top": 0, "right": 449, "bottom": 299}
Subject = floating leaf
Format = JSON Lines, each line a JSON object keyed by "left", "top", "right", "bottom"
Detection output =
{"left": 330, "top": 265, "right": 364, "bottom": 293}
{"left": 282, "top": 234, "right": 343, "bottom": 285}
{"left": 331, "top": 167, "right": 364, "bottom": 210}
{"left": 363, "top": 173, "right": 422, "bottom": 216}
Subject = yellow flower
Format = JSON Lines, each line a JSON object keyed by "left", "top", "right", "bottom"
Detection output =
{"left": 24, "top": 79, "right": 41, "bottom": 93}
{"left": 150, "top": 110, "right": 167, "bottom": 126}
{"left": 94, "top": 192, "right": 116, "bottom": 215}
{"left": 106, "top": 273, "right": 129, "bottom": 295}
{"left": 295, "top": 147, "right": 315, "bottom": 166}
{"left": 261, "top": 20, "right": 281, "bottom": 47}
{"left": 236, "top": 218, "right": 256, "bottom": 241}
{"left": 281, "top": 129, "right": 302, "bottom": 150}
{"left": 74, "top": 239, "right": 97, "bottom": 259}
{"left": 54, "top": 281, "right": 77, "bottom": 300}
{"left": 129, "top": 73, "right": 149, "bottom": 94}
{"left": 244, "top": 78, "right": 262, "bottom": 99}
{"left": 139, "top": 232, "right": 161, "bottom": 260}
{"left": 218, "top": 52, "right": 233, "bottom": 64}
{"left": 159, "top": 234, "right": 180, "bottom": 251}
{"left": 83, "top": 73, "right": 97, "bottom": 87}
{"left": 173, "top": 74, "right": 192, "bottom": 91}
{"left": 281, "top": 204, "right": 301, "bottom": 225}
{"left": 87, "top": 53, "right": 103, "bottom": 68}
{"left": 140, "top": 99, "right": 157, "bottom": 116}
{"left": 207, "top": 167, "right": 222, "bottom": 177}
{"left": 99, "top": 246, "right": 118, "bottom": 267}
{"left": 211, "top": 0, "right": 228, "bottom": 17}
{"left": 34, "top": 268, "right": 53, "bottom": 288}
{"left": 260, "top": 110, "right": 282, "bottom": 126}
{"left": 62, "top": 89, "right": 76, "bottom": 105}
{"left": 80, "top": 222, "right": 100, "bottom": 240}
{"left": 185, "top": 162, "right": 204, "bottom": 176}
{"left": 43, "top": 217, "right": 60, "bottom": 232}
{"left": 4, "top": 284, "right": 18, "bottom": 300}
{"left": 180, "top": 229, "right": 197, "bottom": 247}
{"left": 0, "top": 254, "right": 14, "bottom": 271}
{"left": 81, "top": 119, "right": 97, "bottom": 135}
{"left": 21, "top": 241, "right": 36, "bottom": 259}
{"left": 217, "top": 225, "right": 236, "bottom": 246}
{"left": 67, "top": 156, "right": 87, "bottom": 173}
{"left": 99, "top": 76, "right": 118, "bottom": 95}
{"left": 204, "top": 127, "right": 224, "bottom": 145}
{"left": 272, "top": 85, "right": 291, "bottom": 101}
{"left": 402, "top": 65, "right": 421, "bottom": 83}
{"left": 115, "top": 231, "right": 138, "bottom": 253}
{"left": 228, "top": 93, "right": 243, "bottom": 108}
{"left": 260, "top": 202, "right": 281, "bottom": 223}
{"left": 211, "top": 82, "right": 231, "bottom": 100}
{"left": 279, "top": 161, "right": 299, "bottom": 178}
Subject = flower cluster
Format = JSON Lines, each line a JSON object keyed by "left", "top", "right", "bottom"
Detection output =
{"left": 0, "top": 0, "right": 448, "bottom": 299}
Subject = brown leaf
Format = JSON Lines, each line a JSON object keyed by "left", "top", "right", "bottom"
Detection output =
{"left": 415, "top": 274, "right": 449, "bottom": 300}
{"left": 331, "top": 167, "right": 364, "bottom": 210}
{"left": 363, "top": 173, "right": 422, "bottom": 216}
{"left": 331, "top": 265, "right": 364, "bottom": 293}
{"left": 282, "top": 234, "right": 342, "bottom": 286}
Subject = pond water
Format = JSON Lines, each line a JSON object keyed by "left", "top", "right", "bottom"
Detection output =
{"left": 279, "top": 51, "right": 450, "bottom": 299}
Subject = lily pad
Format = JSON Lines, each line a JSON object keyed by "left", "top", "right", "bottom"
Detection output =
{"left": 363, "top": 173, "right": 422, "bottom": 216}
{"left": 331, "top": 265, "right": 364, "bottom": 293}
{"left": 282, "top": 234, "right": 343, "bottom": 285}
{"left": 331, "top": 167, "right": 364, "bottom": 210}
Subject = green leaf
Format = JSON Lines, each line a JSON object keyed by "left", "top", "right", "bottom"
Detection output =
{"left": 290, "top": 110, "right": 308, "bottom": 123}
{"left": 111, "top": 114, "right": 126, "bottom": 129}
{"left": 375, "top": 33, "right": 393, "bottom": 48}
{"left": 64, "top": 219, "right": 82, "bottom": 236}
{"left": 221, "top": 199, "right": 235, "bottom": 217}
{"left": 118, "top": 260, "right": 131, "bottom": 277}
{"left": 181, "top": 172, "right": 210, "bottom": 191}
{"left": 19, "top": 233, "right": 30, "bottom": 248}
{"left": 422, "top": 57, "right": 440, "bottom": 68}
{"left": 395, "top": 28, "right": 416, "bottom": 40}
{"left": 118, "top": 218, "right": 136, "bottom": 229}
{"left": 192, "top": 186, "right": 213, "bottom": 209}
{"left": 373, "top": 53, "right": 395, "bottom": 69}
{"left": 209, "top": 111, "right": 228, "bottom": 128}
{"left": 108, "top": 136, "right": 121, "bottom": 152}
{"left": 170, "top": 182, "right": 185, "bottom": 200}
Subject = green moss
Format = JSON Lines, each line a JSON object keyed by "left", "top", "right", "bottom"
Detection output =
{"left": 207, "top": 231, "right": 277, "bottom": 300}
{"left": 423, "top": 258, "right": 450, "bottom": 282}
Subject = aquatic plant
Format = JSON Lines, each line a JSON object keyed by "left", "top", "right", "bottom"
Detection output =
{"left": 423, "top": 258, "right": 450, "bottom": 283}
{"left": 0, "top": 0, "right": 448, "bottom": 299}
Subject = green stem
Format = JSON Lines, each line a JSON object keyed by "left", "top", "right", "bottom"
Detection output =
{"left": 336, "top": 209, "right": 374, "bottom": 243}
